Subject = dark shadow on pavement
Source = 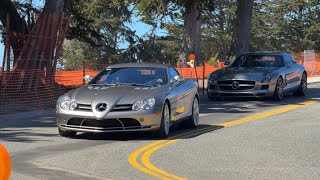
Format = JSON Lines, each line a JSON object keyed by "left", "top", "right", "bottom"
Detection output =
{"left": 73, "top": 124, "right": 224, "bottom": 141}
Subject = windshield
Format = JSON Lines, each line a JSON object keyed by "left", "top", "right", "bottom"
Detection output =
{"left": 90, "top": 67, "right": 168, "bottom": 87}
{"left": 231, "top": 54, "right": 284, "bottom": 68}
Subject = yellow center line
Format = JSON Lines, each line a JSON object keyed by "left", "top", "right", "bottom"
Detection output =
{"left": 128, "top": 100, "right": 317, "bottom": 180}
{"left": 141, "top": 140, "right": 185, "bottom": 180}
{"left": 128, "top": 140, "right": 172, "bottom": 180}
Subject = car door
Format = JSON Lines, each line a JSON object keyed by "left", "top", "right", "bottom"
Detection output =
{"left": 168, "top": 67, "right": 193, "bottom": 121}
{"left": 283, "top": 54, "right": 296, "bottom": 89}
{"left": 287, "top": 54, "right": 301, "bottom": 86}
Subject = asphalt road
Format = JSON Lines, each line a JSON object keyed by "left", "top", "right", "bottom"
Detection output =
{"left": 1, "top": 83, "right": 320, "bottom": 180}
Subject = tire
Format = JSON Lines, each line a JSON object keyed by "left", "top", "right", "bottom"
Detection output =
{"left": 58, "top": 127, "right": 77, "bottom": 137}
{"left": 273, "top": 77, "right": 284, "bottom": 101}
{"left": 155, "top": 102, "right": 170, "bottom": 138}
{"left": 182, "top": 97, "right": 200, "bottom": 129}
{"left": 294, "top": 72, "right": 307, "bottom": 96}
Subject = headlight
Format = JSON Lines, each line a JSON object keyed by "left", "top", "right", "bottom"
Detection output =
{"left": 262, "top": 73, "right": 274, "bottom": 83}
{"left": 142, "top": 98, "right": 156, "bottom": 110}
{"left": 132, "top": 98, "right": 156, "bottom": 111}
{"left": 208, "top": 74, "right": 215, "bottom": 83}
{"left": 59, "top": 96, "right": 77, "bottom": 110}
{"left": 70, "top": 100, "right": 78, "bottom": 110}
{"left": 132, "top": 100, "right": 142, "bottom": 111}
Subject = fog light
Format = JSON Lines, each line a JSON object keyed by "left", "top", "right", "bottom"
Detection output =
{"left": 140, "top": 118, "right": 144, "bottom": 122}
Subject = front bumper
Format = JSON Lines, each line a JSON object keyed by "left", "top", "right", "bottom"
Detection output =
{"left": 56, "top": 106, "right": 162, "bottom": 133}
{"left": 207, "top": 81, "right": 276, "bottom": 98}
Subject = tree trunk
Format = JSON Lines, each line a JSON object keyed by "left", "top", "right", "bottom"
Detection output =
{"left": 183, "top": 0, "right": 203, "bottom": 64}
{"left": 0, "top": 0, "right": 29, "bottom": 61}
{"left": 232, "top": 0, "right": 254, "bottom": 57}
{"left": 3, "top": 0, "right": 70, "bottom": 94}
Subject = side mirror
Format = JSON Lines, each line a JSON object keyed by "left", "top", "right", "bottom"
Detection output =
{"left": 174, "top": 75, "right": 184, "bottom": 82}
{"left": 83, "top": 75, "right": 92, "bottom": 83}
{"left": 224, "top": 61, "right": 231, "bottom": 66}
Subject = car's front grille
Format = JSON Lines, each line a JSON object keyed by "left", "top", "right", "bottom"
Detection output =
{"left": 65, "top": 118, "right": 141, "bottom": 130}
{"left": 111, "top": 104, "right": 132, "bottom": 112}
{"left": 75, "top": 104, "right": 133, "bottom": 112}
{"left": 218, "top": 80, "right": 255, "bottom": 90}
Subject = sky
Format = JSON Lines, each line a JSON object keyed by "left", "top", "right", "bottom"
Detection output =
{"left": 0, "top": 1, "right": 167, "bottom": 68}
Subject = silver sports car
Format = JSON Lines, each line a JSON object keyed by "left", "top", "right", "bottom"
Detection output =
{"left": 207, "top": 52, "right": 307, "bottom": 100}
{"left": 56, "top": 63, "right": 199, "bottom": 138}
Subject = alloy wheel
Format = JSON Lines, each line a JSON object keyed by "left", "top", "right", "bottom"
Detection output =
{"left": 302, "top": 73, "right": 307, "bottom": 94}
{"left": 164, "top": 104, "right": 170, "bottom": 135}
{"left": 277, "top": 78, "right": 284, "bottom": 99}
{"left": 193, "top": 98, "right": 199, "bottom": 126}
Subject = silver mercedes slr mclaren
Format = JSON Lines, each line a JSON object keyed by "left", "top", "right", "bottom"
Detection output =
{"left": 56, "top": 63, "right": 199, "bottom": 138}
{"left": 207, "top": 52, "right": 307, "bottom": 100}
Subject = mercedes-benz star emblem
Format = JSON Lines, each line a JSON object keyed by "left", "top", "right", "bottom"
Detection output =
{"left": 232, "top": 81, "right": 240, "bottom": 90}
{"left": 96, "top": 103, "right": 108, "bottom": 112}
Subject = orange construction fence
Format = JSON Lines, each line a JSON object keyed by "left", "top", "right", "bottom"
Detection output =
{"left": 53, "top": 61, "right": 320, "bottom": 87}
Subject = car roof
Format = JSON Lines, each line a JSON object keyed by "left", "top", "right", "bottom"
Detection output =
{"left": 107, "top": 62, "right": 170, "bottom": 69}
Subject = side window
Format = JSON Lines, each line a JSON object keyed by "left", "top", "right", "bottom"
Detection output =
{"left": 288, "top": 55, "right": 297, "bottom": 64}
{"left": 283, "top": 54, "right": 291, "bottom": 66}
{"left": 169, "top": 67, "right": 179, "bottom": 83}
{"left": 284, "top": 54, "right": 296, "bottom": 65}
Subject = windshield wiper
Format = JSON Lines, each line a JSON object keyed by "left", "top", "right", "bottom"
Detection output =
{"left": 89, "top": 84, "right": 104, "bottom": 86}
{"left": 90, "top": 83, "right": 116, "bottom": 86}
{"left": 130, "top": 83, "right": 153, "bottom": 87}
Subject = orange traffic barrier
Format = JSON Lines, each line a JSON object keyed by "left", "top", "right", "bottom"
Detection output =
{"left": 0, "top": 144, "right": 10, "bottom": 180}
{"left": 52, "top": 61, "right": 320, "bottom": 87}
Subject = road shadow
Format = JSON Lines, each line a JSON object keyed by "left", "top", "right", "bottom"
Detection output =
{"left": 0, "top": 114, "right": 58, "bottom": 143}
{"left": 73, "top": 124, "right": 224, "bottom": 141}
{"left": 199, "top": 83, "right": 320, "bottom": 114}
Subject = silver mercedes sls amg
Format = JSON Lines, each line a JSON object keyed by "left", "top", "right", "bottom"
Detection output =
{"left": 207, "top": 52, "right": 307, "bottom": 100}
{"left": 56, "top": 63, "right": 199, "bottom": 138}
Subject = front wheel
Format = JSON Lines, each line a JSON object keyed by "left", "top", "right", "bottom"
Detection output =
{"left": 273, "top": 77, "right": 284, "bottom": 101}
{"left": 294, "top": 73, "right": 307, "bottom": 96}
{"left": 182, "top": 97, "right": 199, "bottom": 128}
{"left": 58, "top": 127, "right": 77, "bottom": 138}
{"left": 155, "top": 102, "right": 170, "bottom": 138}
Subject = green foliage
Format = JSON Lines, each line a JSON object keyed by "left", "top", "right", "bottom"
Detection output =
{"left": 62, "top": 40, "right": 99, "bottom": 70}
{"left": 66, "top": 0, "right": 136, "bottom": 65}
{"left": 251, "top": 0, "right": 320, "bottom": 52}
{"left": 207, "top": 52, "right": 220, "bottom": 67}
{"left": 2, "top": 0, "right": 320, "bottom": 71}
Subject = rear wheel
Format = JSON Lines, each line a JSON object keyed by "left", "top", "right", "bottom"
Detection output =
{"left": 155, "top": 102, "right": 170, "bottom": 138}
{"left": 182, "top": 98, "right": 199, "bottom": 128}
{"left": 273, "top": 77, "right": 284, "bottom": 101}
{"left": 294, "top": 73, "right": 307, "bottom": 96}
{"left": 58, "top": 127, "right": 77, "bottom": 137}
